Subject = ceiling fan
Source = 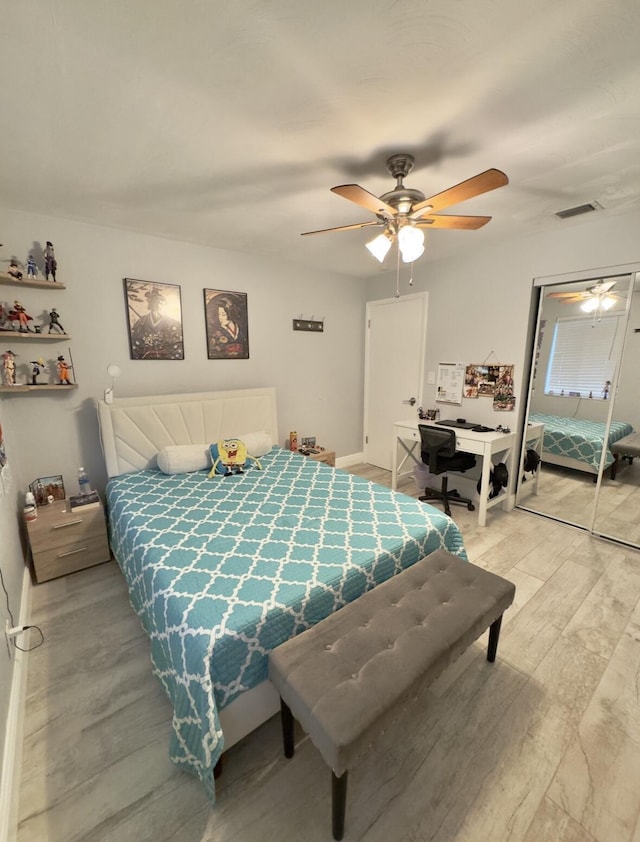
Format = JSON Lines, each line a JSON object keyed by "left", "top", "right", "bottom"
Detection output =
{"left": 546, "top": 280, "right": 624, "bottom": 313}
{"left": 301, "top": 153, "right": 509, "bottom": 264}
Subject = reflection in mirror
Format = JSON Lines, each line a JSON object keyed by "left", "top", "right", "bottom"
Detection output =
{"left": 518, "top": 273, "right": 632, "bottom": 531}
{"left": 593, "top": 273, "right": 640, "bottom": 546}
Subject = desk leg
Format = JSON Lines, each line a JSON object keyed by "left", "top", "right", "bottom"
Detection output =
{"left": 391, "top": 435, "right": 399, "bottom": 491}
{"left": 477, "top": 454, "right": 491, "bottom": 527}
{"left": 503, "top": 445, "right": 516, "bottom": 512}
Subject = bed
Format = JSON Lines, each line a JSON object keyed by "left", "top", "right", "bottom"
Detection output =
{"left": 528, "top": 412, "right": 634, "bottom": 475}
{"left": 97, "top": 388, "right": 467, "bottom": 801}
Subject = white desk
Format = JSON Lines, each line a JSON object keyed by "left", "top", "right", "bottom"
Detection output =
{"left": 391, "top": 420, "right": 517, "bottom": 527}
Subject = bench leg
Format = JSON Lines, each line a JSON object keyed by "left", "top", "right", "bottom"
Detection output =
{"left": 487, "top": 614, "right": 503, "bottom": 663}
{"left": 332, "top": 770, "right": 348, "bottom": 841}
{"left": 281, "top": 699, "right": 295, "bottom": 758}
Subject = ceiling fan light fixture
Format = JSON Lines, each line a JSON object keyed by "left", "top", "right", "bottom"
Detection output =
{"left": 366, "top": 232, "right": 393, "bottom": 263}
{"left": 601, "top": 295, "right": 615, "bottom": 310}
{"left": 398, "top": 225, "right": 425, "bottom": 263}
{"left": 581, "top": 298, "right": 599, "bottom": 313}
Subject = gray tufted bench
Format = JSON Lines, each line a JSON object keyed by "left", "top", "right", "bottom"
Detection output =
{"left": 268, "top": 548, "right": 515, "bottom": 840}
{"left": 610, "top": 432, "right": 640, "bottom": 479}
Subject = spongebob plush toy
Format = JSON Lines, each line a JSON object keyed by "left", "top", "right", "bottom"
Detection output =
{"left": 208, "top": 438, "right": 263, "bottom": 478}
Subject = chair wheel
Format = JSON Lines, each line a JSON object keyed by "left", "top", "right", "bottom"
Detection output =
{"left": 467, "top": 503, "right": 475, "bottom": 511}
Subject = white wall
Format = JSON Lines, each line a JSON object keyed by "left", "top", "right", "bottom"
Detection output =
{"left": 1, "top": 208, "right": 368, "bottom": 498}
{"left": 365, "top": 210, "right": 640, "bottom": 436}
{"left": 0, "top": 409, "right": 27, "bottom": 776}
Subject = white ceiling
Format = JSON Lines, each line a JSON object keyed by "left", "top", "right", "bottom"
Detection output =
{"left": 3, "top": 0, "right": 640, "bottom": 279}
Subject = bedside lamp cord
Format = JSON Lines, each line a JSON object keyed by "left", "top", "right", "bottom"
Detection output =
{"left": 0, "top": 563, "right": 44, "bottom": 653}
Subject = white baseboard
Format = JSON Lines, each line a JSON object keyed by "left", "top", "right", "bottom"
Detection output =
{"left": 335, "top": 452, "right": 364, "bottom": 469}
{"left": 0, "top": 568, "right": 32, "bottom": 842}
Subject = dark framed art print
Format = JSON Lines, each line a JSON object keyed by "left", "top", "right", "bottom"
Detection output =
{"left": 204, "top": 288, "right": 249, "bottom": 359}
{"left": 124, "top": 278, "right": 184, "bottom": 360}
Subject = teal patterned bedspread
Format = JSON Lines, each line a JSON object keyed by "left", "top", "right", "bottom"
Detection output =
{"left": 106, "top": 448, "right": 466, "bottom": 800}
{"left": 529, "top": 413, "right": 633, "bottom": 470}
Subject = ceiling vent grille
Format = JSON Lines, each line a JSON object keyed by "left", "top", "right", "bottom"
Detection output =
{"left": 555, "top": 201, "right": 603, "bottom": 219}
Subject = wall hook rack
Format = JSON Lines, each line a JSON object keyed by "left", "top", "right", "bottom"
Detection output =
{"left": 293, "top": 315, "right": 324, "bottom": 332}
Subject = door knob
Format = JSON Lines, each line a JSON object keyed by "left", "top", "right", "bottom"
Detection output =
{"left": 403, "top": 397, "right": 417, "bottom": 406}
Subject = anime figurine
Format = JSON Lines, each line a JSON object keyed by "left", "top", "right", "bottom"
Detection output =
{"left": 44, "top": 241, "right": 57, "bottom": 282}
{"left": 208, "top": 438, "right": 263, "bottom": 477}
{"left": 56, "top": 354, "right": 73, "bottom": 385}
{"left": 7, "top": 260, "right": 23, "bottom": 280}
{"left": 2, "top": 350, "right": 17, "bottom": 386}
{"left": 29, "top": 358, "right": 47, "bottom": 385}
{"left": 9, "top": 301, "right": 33, "bottom": 332}
{"left": 47, "top": 307, "right": 65, "bottom": 334}
{"left": 26, "top": 255, "right": 38, "bottom": 279}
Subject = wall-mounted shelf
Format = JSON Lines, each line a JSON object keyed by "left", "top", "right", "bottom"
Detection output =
{"left": 0, "top": 331, "right": 71, "bottom": 341}
{"left": 0, "top": 273, "right": 66, "bottom": 290}
{"left": 0, "top": 384, "right": 78, "bottom": 393}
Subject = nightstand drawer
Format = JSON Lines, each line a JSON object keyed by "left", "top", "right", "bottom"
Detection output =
{"left": 32, "top": 535, "right": 111, "bottom": 583}
{"left": 28, "top": 506, "right": 106, "bottom": 552}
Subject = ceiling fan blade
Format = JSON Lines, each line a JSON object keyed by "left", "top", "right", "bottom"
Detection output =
{"left": 331, "top": 184, "right": 397, "bottom": 218}
{"left": 546, "top": 291, "right": 589, "bottom": 300}
{"left": 415, "top": 214, "right": 491, "bottom": 230}
{"left": 410, "top": 168, "right": 508, "bottom": 217}
{"left": 589, "top": 280, "right": 616, "bottom": 293}
{"left": 301, "top": 220, "right": 381, "bottom": 236}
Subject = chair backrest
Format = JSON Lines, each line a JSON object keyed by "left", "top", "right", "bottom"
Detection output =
{"left": 418, "top": 425, "right": 457, "bottom": 474}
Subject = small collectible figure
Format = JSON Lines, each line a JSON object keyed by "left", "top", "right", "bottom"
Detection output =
{"left": 47, "top": 307, "right": 65, "bottom": 334}
{"left": 29, "top": 358, "right": 47, "bottom": 385}
{"left": 7, "top": 260, "right": 23, "bottom": 280}
{"left": 44, "top": 241, "right": 57, "bottom": 282}
{"left": 10, "top": 301, "right": 33, "bottom": 332}
{"left": 2, "top": 350, "right": 16, "bottom": 386}
{"left": 26, "top": 255, "right": 38, "bottom": 279}
{"left": 56, "top": 354, "right": 73, "bottom": 384}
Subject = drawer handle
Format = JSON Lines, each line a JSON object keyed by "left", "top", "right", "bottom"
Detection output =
{"left": 57, "top": 546, "right": 88, "bottom": 558}
{"left": 53, "top": 520, "right": 83, "bottom": 529}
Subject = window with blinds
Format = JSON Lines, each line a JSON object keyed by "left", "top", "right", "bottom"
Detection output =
{"left": 545, "top": 313, "right": 622, "bottom": 398}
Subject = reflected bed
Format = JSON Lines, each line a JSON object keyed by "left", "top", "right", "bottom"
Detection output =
{"left": 529, "top": 412, "right": 634, "bottom": 475}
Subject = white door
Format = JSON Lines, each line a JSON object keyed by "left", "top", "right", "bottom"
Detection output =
{"left": 364, "top": 293, "right": 428, "bottom": 470}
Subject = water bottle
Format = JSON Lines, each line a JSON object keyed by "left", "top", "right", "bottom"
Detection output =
{"left": 78, "top": 467, "right": 91, "bottom": 495}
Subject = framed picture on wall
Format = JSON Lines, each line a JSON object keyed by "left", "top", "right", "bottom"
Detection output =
{"left": 204, "top": 289, "right": 249, "bottom": 359}
{"left": 124, "top": 278, "right": 184, "bottom": 360}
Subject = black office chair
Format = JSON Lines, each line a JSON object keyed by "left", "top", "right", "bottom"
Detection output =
{"left": 418, "top": 425, "right": 477, "bottom": 516}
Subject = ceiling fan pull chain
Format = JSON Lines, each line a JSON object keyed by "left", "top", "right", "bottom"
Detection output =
{"left": 408, "top": 261, "right": 414, "bottom": 287}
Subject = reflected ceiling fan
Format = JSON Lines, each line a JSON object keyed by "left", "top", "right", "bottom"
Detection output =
{"left": 301, "top": 153, "right": 509, "bottom": 264}
{"left": 547, "top": 280, "right": 624, "bottom": 313}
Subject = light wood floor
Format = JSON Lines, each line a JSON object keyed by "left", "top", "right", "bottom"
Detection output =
{"left": 15, "top": 465, "right": 640, "bottom": 842}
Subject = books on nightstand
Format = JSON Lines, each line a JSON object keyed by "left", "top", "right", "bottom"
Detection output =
{"left": 69, "top": 490, "right": 101, "bottom": 511}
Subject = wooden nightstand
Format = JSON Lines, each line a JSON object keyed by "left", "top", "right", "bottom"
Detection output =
{"left": 26, "top": 499, "right": 111, "bottom": 583}
{"left": 304, "top": 449, "right": 336, "bottom": 467}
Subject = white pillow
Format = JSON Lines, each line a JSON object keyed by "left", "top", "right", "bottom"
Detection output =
{"left": 157, "top": 445, "right": 211, "bottom": 474}
{"left": 156, "top": 433, "right": 272, "bottom": 474}
{"left": 241, "top": 431, "right": 273, "bottom": 458}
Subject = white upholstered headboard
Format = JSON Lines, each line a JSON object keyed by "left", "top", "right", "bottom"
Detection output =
{"left": 97, "top": 387, "right": 279, "bottom": 477}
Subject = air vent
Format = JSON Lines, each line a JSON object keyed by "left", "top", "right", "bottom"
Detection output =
{"left": 555, "top": 201, "right": 603, "bottom": 219}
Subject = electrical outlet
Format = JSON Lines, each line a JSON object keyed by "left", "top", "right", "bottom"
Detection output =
{"left": 5, "top": 619, "right": 13, "bottom": 660}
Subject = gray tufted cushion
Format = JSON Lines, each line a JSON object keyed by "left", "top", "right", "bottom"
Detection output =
{"left": 269, "top": 549, "right": 515, "bottom": 777}
{"left": 610, "top": 432, "right": 640, "bottom": 457}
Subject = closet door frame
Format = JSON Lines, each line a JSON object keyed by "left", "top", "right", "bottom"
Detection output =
{"left": 518, "top": 262, "right": 640, "bottom": 539}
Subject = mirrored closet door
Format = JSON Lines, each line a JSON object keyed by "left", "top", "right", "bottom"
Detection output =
{"left": 517, "top": 265, "right": 640, "bottom": 548}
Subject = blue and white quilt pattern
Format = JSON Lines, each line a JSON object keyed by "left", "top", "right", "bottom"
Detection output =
{"left": 530, "top": 413, "right": 633, "bottom": 470}
{"left": 106, "top": 448, "right": 466, "bottom": 799}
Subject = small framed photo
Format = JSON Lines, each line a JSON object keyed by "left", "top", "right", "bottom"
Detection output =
{"left": 204, "top": 289, "right": 249, "bottom": 359}
{"left": 124, "top": 278, "right": 184, "bottom": 360}
{"left": 30, "top": 475, "right": 65, "bottom": 506}
{"left": 301, "top": 437, "right": 317, "bottom": 448}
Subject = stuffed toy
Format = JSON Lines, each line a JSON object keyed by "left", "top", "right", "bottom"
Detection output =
{"left": 208, "top": 438, "right": 263, "bottom": 478}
